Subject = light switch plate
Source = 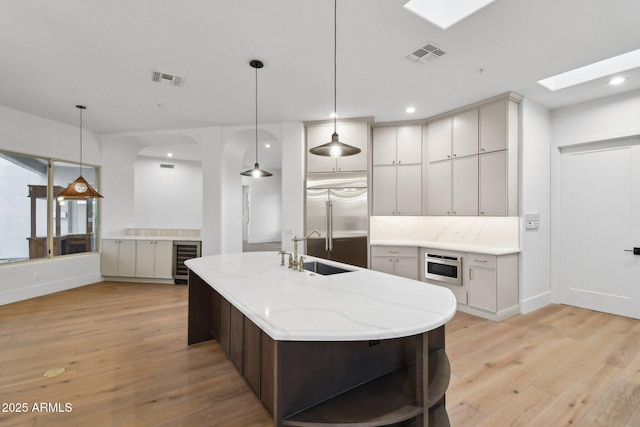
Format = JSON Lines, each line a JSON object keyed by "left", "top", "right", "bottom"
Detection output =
{"left": 525, "top": 213, "right": 540, "bottom": 230}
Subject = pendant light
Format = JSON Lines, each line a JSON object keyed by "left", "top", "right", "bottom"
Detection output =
{"left": 309, "top": 0, "right": 361, "bottom": 158}
{"left": 241, "top": 60, "right": 272, "bottom": 178}
{"left": 56, "top": 105, "right": 104, "bottom": 199}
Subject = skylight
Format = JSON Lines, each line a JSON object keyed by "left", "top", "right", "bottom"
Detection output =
{"left": 403, "top": 0, "right": 497, "bottom": 30}
{"left": 537, "top": 48, "right": 640, "bottom": 91}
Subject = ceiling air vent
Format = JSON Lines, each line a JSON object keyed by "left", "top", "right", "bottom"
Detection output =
{"left": 160, "top": 164, "right": 175, "bottom": 169}
{"left": 406, "top": 42, "right": 447, "bottom": 63}
{"left": 151, "top": 70, "right": 185, "bottom": 87}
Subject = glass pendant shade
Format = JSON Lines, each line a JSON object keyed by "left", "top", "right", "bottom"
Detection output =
{"left": 309, "top": 0, "right": 361, "bottom": 158}
{"left": 241, "top": 60, "right": 272, "bottom": 178}
{"left": 56, "top": 105, "right": 103, "bottom": 199}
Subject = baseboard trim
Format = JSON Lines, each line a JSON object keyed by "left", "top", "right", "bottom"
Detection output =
{"left": 519, "top": 291, "right": 552, "bottom": 314}
{"left": 456, "top": 304, "right": 520, "bottom": 322}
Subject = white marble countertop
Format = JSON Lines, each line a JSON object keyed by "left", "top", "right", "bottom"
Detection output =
{"left": 104, "top": 235, "right": 202, "bottom": 241}
{"left": 370, "top": 239, "right": 520, "bottom": 255}
{"left": 186, "top": 252, "right": 456, "bottom": 342}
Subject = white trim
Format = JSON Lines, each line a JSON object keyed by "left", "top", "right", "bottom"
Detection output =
{"left": 519, "top": 291, "right": 552, "bottom": 314}
{"left": 455, "top": 303, "right": 519, "bottom": 322}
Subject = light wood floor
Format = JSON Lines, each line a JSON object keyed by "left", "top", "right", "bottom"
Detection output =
{"left": 1, "top": 282, "right": 639, "bottom": 426}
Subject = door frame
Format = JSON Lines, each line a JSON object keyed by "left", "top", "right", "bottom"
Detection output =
{"left": 551, "top": 136, "right": 640, "bottom": 315}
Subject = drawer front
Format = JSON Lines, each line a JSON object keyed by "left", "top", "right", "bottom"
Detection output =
{"left": 371, "top": 245, "right": 417, "bottom": 257}
{"left": 467, "top": 253, "right": 496, "bottom": 269}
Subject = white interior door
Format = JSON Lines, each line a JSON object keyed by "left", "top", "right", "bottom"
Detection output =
{"left": 559, "top": 138, "right": 640, "bottom": 319}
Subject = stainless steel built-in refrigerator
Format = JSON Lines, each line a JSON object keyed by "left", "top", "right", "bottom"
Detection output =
{"left": 305, "top": 172, "right": 368, "bottom": 268}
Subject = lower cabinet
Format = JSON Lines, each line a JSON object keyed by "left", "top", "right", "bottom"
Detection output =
{"left": 102, "top": 239, "right": 173, "bottom": 280}
{"left": 135, "top": 240, "right": 173, "bottom": 279}
{"left": 101, "top": 239, "right": 136, "bottom": 277}
{"left": 370, "top": 245, "right": 418, "bottom": 280}
{"left": 422, "top": 249, "right": 519, "bottom": 321}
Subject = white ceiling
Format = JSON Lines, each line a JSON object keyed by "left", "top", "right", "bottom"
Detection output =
{"left": 2, "top": 0, "right": 640, "bottom": 165}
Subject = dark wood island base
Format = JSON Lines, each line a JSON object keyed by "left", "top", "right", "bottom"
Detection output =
{"left": 188, "top": 270, "right": 451, "bottom": 426}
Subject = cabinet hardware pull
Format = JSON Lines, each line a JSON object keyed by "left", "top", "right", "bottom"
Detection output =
{"left": 453, "top": 154, "right": 457, "bottom": 158}
{"left": 389, "top": 251, "right": 399, "bottom": 254}
{"left": 469, "top": 268, "right": 473, "bottom": 279}
{"left": 474, "top": 259, "right": 488, "bottom": 263}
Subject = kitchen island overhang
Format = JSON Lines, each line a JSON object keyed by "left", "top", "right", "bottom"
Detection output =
{"left": 186, "top": 252, "right": 456, "bottom": 426}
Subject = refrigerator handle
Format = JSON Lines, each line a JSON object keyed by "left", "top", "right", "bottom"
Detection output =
{"left": 327, "top": 200, "right": 333, "bottom": 251}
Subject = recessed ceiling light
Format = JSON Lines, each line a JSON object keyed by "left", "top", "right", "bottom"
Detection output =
{"left": 167, "top": 152, "right": 173, "bottom": 157}
{"left": 265, "top": 143, "right": 271, "bottom": 148}
{"left": 609, "top": 76, "right": 627, "bottom": 86}
{"left": 406, "top": 106, "right": 416, "bottom": 114}
{"left": 537, "top": 48, "right": 640, "bottom": 91}
{"left": 403, "top": 0, "right": 497, "bottom": 30}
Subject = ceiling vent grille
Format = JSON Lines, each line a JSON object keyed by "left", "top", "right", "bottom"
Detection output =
{"left": 151, "top": 70, "right": 185, "bottom": 87}
{"left": 406, "top": 42, "right": 447, "bottom": 63}
{"left": 160, "top": 163, "right": 175, "bottom": 169}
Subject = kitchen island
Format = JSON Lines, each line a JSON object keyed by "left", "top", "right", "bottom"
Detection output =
{"left": 186, "top": 252, "right": 456, "bottom": 427}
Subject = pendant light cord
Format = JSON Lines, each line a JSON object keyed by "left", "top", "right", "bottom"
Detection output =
{"left": 255, "top": 63, "right": 259, "bottom": 164}
{"left": 79, "top": 107, "right": 83, "bottom": 177}
{"left": 333, "top": 0, "right": 337, "bottom": 134}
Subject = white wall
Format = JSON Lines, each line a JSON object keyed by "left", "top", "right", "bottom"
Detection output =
{"left": 242, "top": 169, "right": 282, "bottom": 243}
{"left": 519, "top": 98, "right": 552, "bottom": 313}
{"left": 134, "top": 156, "right": 202, "bottom": 229}
{"left": 280, "top": 122, "right": 305, "bottom": 252}
{"left": 0, "top": 106, "right": 103, "bottom": 305}
{"left": 550, "top": 89, "right": 640, "bottom": 302}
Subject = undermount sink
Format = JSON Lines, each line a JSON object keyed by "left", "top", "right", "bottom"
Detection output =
{"left": 303, "top": 261, "right": 353, "bottom": 276}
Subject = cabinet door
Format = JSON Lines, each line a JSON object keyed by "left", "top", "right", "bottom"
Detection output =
{"left": 372, "top": 165, "right": 397, "bottom": 216}
{"left": 119, "top": 240, "right": 137, "bottom": 277}
{"left": 452, "top": 109, "right": 478, "bottom": 158}
{"left": 371, "top": 256, "right": 395, "bottom": 275}
{"left": 427, "top": 161, "right": 452, "bottom": 215}
{"left": 468, "top": 266, "right": 497, "bottom": 312}
{"left": 307, "top": 124, "right": 338, "bottom": 172}
{"left": 427, "top": 118, "right": 452, "bottom": 162}
{"left": 372, "top": 127, "right": 397, "bottom": 165}
{"left": 397, "top": 125, "right": 422, "bottom": 164}
{"left": 479, "top": 100, "right": 507, "bottom": 153}
{"left": 479, "top": 151, "right": 507, "bottom": 216}
{"left": 154, "top": 240, "right": 173, "bottom": 279}
{"left": 135, "top": 241, "right": 156, "bottom": 278}
{"left": 394, "top": 257, "right": 418, "bottom": 280}
{"left": 334, "top": 122, "right": 368, "bottom": 172}
{"left": 101, "top": 239, "right": 120, "bottom": 276}
{"left": 396, "top": 164, "right": 422, "bottom": 216}
{"left": 452, "top": 156, "right": 478, "bottom": 216}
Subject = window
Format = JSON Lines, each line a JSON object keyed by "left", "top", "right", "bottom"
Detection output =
{"left": 0, "top": 151, "right": 100, "bottom": 264}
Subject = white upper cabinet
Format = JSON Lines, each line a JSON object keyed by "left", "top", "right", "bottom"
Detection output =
{"left": 396, "top": 125, "right": 422, "bottom": 164}
{"left": 396, "top": 164, "right": 422, "bottom": 216}
{"left": 479, "top": 150, "right": 508, "bottom": 216}
{"left": 307, "top": 121, "right": 368, "bottom": 172}
{"left": 479, "top": 100, "right": 507, "bottom": 153}
{"left": 372, "top": 165, "right": 397, "bottom": 216}
{"left": 452, "top": 109, "right": 479, "bottom": 158}
{"left": 427, "top": 117, "right": 452, "bottom": 162}
{"left": 373, "top": 125, "right": 422, "bottom": 165}
{"left": 452, "top": 156, "right": 479, "bottom": 216}
{"left": 372, "top": 127, "right": 396, "bottom": 165}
